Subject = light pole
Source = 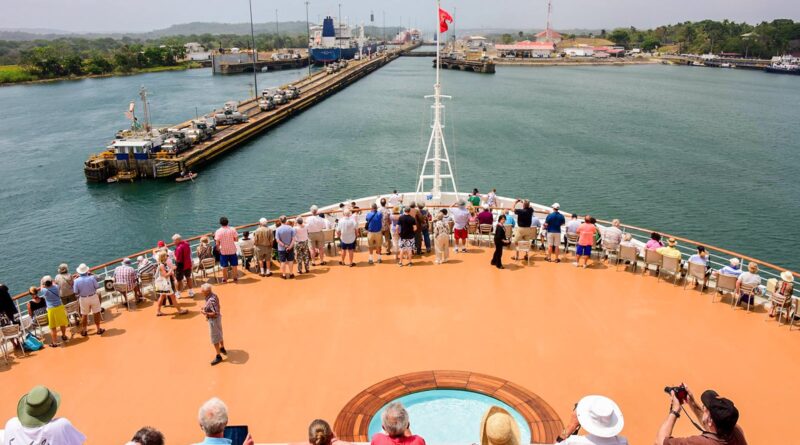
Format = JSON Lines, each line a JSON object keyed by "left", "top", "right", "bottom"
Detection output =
{"left": 248, "top": 0, "right": 258, "bottom": 97}
{"left": 305, "top": 1, "right": 311, "bottom": 76}
{"left": 338, "top": 3, "right": 343, "bottom": 50}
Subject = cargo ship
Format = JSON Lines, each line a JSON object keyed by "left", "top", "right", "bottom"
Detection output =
{"left": 309, "top": 16, "right": 378, "bottom": 64}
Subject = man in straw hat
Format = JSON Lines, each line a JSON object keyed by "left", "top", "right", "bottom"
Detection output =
{"left": 656, "top": 386, "right": 746, "bottom": 445}
{"left": 555, "top": 395, "right": 627, "bottom": 444}
{"left": 370, "top": 402, "right": 426, "bottom": 445}
{"left": 73, "top": 263, "right": 105, "bottom": 336}
{"left": 481, "top": 406, "right": 521, "bottom": 445}
{"left": 4, "top": 385, "right": 86, "bottom": 444}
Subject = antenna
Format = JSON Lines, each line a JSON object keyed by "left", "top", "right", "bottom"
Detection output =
{"left": 416, "top": 0, "right": 458, "bottom": 200}
{"left": 546, "top": 0, "right": 553, "bottom": 40}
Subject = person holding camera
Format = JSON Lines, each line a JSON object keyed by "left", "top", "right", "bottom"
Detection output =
{"left": 655, "top": 386, "right": 747, "bottom": 445}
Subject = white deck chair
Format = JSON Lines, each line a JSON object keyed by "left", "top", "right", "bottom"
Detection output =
{"left": 322, "top": 229, "right": 337, "bottom": 255}
{"left": 478, "top": 224, "right": 493, "bottom": 247}
{"left": 113, "top": 283, "right": 137, "bottom": 311}
{"left": 515, "top": 240, "right": 532, "bottom": 266}
{"left": 733, "top": 282, "right": 759, "bottom": 312}
{"left": 713, "top": 273, "right": 738, "bottom": 304}
{"left": 684, "top": 262, "right": 708, "bottom": 291}
{"left": 659, "top": 256, "right": 682, "bottom": 284}
{"left": 199, "top": 258, "right": 218, "bottom": 283}
{"left": 617, "top": 245, "right": 639, "bottom": 272}
{"left": 564, "top": 233, "right": 579, "bottom": 255}
{"left": 643, "top": 250, "right": 663, "bottom": 276}
{"left": 0, "top": 325, "right": 25, "bottom": 356}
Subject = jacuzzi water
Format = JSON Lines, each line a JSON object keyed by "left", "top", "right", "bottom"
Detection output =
{"left": 367, "top": 389, "right": 532, "bottom": 444}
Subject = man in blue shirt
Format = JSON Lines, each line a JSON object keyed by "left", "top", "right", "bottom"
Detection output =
{"left": 72, "top": 263, "right": 104, "bottom": 336}
{"left": 544, "top": 203, "right": 566, "bottom": 262}
{"left": 365, "top": 203, "right": 384, "bottom": 264}
{"left": 275, "top": 216, "right": 296, "bottom": 279}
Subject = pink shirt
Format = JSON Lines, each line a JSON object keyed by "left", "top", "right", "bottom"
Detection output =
{"left": 371, "top": 433, "right": 426, "bottom": 445}
{"left": 214, "top": 226, "right": 239, "bottom": 256}
{"left": 576, "top": 223, "right": 597, "bottom": 246}
{"left": 645, "top": 239, "right": 663, "bottom": 251}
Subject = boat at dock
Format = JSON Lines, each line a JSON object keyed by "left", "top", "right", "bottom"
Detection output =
{"left": 765, "top": 55, "right": 800, "bottom": 74}
{"left": 309, "top": 16, "right": 378, "bottom": 64}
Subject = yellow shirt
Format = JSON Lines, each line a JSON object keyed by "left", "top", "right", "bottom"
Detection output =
{"left": 657, "top": 246, "right": 682, "bottom": 259}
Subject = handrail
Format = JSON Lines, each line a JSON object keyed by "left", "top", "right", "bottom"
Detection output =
{"left": 10, "top": 195, "right": 796, "bottom": 302}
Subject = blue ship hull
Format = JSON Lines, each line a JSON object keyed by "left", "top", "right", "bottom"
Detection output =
{"left": 310, "top": 43, "right": 379, "bottom": 65}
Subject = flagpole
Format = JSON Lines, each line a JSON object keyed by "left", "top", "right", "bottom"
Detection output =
{"left": 433, "top": 0, "right": 441, "bottom": 198}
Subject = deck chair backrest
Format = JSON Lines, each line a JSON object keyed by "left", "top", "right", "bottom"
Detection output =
{"left": 517, "top": 240, "right": 532, "bottom": 253}
{"left": 479, "top": 224, "right": 493, "bottom": 234}
{"left": 566, "top": 233, "right": 579, "bottom": 242}
{"left": 200, "top": 258, "right": 216, "bottom": 269}
{"left": 35, "top": 313, "right": 49, "bottom": 327}
{"left": 620, "top": 245, "right": 638, "bottom": 262}
{"left": 687, "top": 262, "right": 706, "bottom": 280}
{"left": 739, "top": 282, "right": 759, "bottom": 294}
{"left": 716, "top": 274, "right": 738, "bottom": 292}
{"left": 1, "top": 325, "right": 20, "bottom": 336}
{"left": 644, "top": 249, "right": 663, "bottom": 265}
{"left": 766, "top": 278, "right": 778, "bottom": 295}
{"left": 322, "top": 229, "right": 335, "bottom": 243}
{"left": 242, "top": 246, "right": 254, "bottom": 257}
{"left": 503, "top": 225, "right": 513, "bottom": 240}
{"left": 662, "top": 256, "right": 680, "bottom": 272}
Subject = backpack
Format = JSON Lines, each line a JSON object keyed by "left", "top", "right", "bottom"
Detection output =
{"left": 22, "top": 333, "right": 44, "bottom": 352}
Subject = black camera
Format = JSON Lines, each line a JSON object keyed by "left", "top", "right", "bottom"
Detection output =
{"left": 664, "top": 384, "right": 688, "bottom": 403}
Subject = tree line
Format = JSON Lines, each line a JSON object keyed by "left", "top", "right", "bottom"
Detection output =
{"left": 0, "top": 33, "right": 309, "bottom": 79}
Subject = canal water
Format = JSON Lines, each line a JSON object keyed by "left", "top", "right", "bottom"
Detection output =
{"left": 0, "top": 59, "right": 798, "bottom": 294}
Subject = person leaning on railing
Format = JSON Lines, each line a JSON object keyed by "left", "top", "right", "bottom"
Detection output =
{"left": 53, "top": 263, "right": 77, "bottom": 304}
{"left": 0, "top": 283, "right": 19, "bottom": 327}
{"left": 655, "top": 386, "right": 747, "bottom": 445}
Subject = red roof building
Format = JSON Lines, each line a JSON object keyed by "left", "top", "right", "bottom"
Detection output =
{"left": 535, "top": 30, "right": 562, "bottom": 43}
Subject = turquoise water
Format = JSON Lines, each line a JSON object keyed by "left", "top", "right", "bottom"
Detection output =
{"left": 367, "top": 389, "right": 532, "bottom": 444}
{"left": 0, "top": 59, "right": 798, "bottom": 294}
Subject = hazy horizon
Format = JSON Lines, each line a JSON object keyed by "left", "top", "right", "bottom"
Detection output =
{"left": 3, "top": 0, "right": 799, "bottom": 35}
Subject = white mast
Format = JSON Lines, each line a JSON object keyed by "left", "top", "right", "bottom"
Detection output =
{"left": 416, "top": 0, "right": 458, "bottom": 200}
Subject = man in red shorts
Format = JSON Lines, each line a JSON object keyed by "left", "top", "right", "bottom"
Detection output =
{"left": 450, "top": 200, "right": 471, "bottom": 253}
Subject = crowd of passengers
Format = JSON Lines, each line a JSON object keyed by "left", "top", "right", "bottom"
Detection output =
{"left": 2, "top": 383, "right": 747, "bottom": 444}
{"left": 0, "top": 188, "right": 795, "bottom": 351}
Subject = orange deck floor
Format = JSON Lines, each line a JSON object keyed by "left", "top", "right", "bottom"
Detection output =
{"left": 2, "top": 246, "right": 797, "bottom": 444}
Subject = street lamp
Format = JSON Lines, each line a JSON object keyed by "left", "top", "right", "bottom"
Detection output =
{"left": 248, "top": 0, "right": 258, "bottom": 97}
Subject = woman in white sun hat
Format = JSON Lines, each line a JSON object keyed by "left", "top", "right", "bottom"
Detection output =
{"left": 556, "top": 395, "right": 627, "bottom": 444}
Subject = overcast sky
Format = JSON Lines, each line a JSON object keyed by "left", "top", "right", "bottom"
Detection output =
{"left": 3, "top": 0, "right": 799, "bottom": 33}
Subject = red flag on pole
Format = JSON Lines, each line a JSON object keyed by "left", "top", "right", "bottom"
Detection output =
{"left": 439, "top": 8, "right": 453, "bottom": 33}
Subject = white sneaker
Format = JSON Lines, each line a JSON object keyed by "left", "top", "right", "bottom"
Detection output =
{"left": 454, "top": 248, "right": 459, "bottom": 254}
{"left": 188, "top": 290, "right": 195, "bottom": 297}
{"left": 175, "top": 291, "right": 182, "bottom": 298}
{"left": 572, "top": 262, "right": 579, "bottom": 267}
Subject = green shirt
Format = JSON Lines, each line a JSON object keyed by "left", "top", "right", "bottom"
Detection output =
{"left": 468, "top": 195, "right": 481, "bottom": 207}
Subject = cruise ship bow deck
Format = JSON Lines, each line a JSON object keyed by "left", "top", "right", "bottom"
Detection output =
{"left": 2, "top": 217, "right": 798, "bottom": 444}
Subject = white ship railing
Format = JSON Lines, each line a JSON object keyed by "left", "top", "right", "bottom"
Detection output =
{"left": 10, "top": 193, "right": 798, "bottom": 320}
